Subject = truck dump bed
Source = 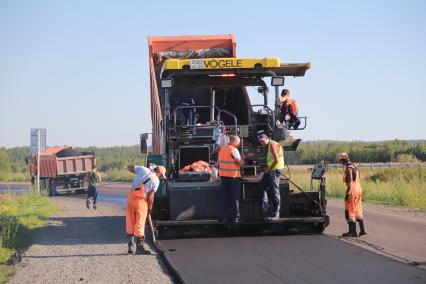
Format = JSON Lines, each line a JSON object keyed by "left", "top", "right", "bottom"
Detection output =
{"left": 32, "top": 147, "right": 95, "bottom": 178}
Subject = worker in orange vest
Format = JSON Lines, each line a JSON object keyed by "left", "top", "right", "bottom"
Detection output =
{"left": 126, "top": 164, "right": 166, "bottom": 254}
{"left": 217, "top": 135, "right": 243, "bottom": 224}
{"left": 279, "top": 89, "right": 301, "bottom": 129}
{"left": 338, "top": 153, "right": 367, "bottom": 237}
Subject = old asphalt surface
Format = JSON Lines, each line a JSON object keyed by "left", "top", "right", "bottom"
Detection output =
{"left": 7, "top": 182, "right": 426, "bottom": 283}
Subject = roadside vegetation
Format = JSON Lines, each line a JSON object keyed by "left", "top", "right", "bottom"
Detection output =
{"left": 288, "top": 166, "right": 426, "bottom": 210}
{"left": 1, "top": 140, "right": 425, "bottom": 208}
{"left": 2, "top": 140, "right": 425, "bottom": 182}
{"left": 0, "top": 193, "right": 56, "bottom": 283}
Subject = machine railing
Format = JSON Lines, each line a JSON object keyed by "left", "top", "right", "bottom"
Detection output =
{"left": 171, "top": 105, "right": 238, "bottom": 136}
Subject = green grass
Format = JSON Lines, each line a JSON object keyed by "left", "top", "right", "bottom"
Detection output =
{"left": 0, "top": 172, "right": 29, "bottom": 182}
{"left": 101, "top": 169, "right": 134, "bottom": 182}
{"left": 286, "top": 166, "right": 426, "bottom": 210}
{"left": 0, "top": 194, "right": 56, "bottom": 283}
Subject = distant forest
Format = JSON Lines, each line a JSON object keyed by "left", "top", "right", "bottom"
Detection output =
{"left": 1, "top": 140, "right": 425, "bottom": 179}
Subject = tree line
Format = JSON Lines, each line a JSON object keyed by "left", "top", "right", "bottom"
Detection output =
{"left": 0, "top": 140, "right": 425, "bottom": 179}
{"left": 285, "top": 140, "right": 426, "bottom": 164}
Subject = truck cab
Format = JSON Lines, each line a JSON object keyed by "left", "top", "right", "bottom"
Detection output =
{"left": 146, "top": 35, "right": 328, "bottom": 237}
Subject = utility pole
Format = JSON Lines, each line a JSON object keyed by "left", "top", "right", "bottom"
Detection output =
{"left": 37, "top": 128, "right": 40, "bottom": 194}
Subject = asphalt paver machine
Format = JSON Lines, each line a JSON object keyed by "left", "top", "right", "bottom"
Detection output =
{"left": 143, "top": 35, "right": 329, "bottom": 238}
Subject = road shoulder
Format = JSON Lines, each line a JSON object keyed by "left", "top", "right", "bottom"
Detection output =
{"left": 9, "top": 195, "right": 172, "bottom": 284}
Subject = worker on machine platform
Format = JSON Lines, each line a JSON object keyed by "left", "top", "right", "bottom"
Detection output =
{"left": 338, "top": 153, "right": 367, "bottom": 237}
{"left": 279, "top": 89, "right": 301, "bottom": 129}
{"left": 126, "top": 164, "right": 166, "bottom": 255}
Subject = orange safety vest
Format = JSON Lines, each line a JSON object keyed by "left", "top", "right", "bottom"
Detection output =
{"left": 343, "top": 163, "right": 362, "bottom": 195}
{"left": 280, "top": 97, "right": 298, "bottom": 116}
{"left": 218, "top": 145, "right": 241, "bottom": 178}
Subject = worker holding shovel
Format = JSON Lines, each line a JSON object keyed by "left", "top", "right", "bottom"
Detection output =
{"left": 126, "top": 164, "right": 166, "bottom": 255}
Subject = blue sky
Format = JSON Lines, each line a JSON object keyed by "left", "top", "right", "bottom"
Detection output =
{"left": 1, "top": 0, "right": 425, "bottom": 147}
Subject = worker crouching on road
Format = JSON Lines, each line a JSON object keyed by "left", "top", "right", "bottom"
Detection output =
{"left": 338, "top": 153, "right": 367, "bottom": 237}
{"left": 218, "top": 135, "right": 243, "bottom": 224}
{"left": 86, "top": 165, "right": 102, "bottom": 210}
{"left": 257, "top": 134, "right": 285, "bottom": 221}
{"left": 126, "top": 164, "right": 166, "bottom": 255}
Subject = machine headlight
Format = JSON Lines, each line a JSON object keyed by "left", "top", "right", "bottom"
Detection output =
{"left": 161, "top": 79, "right": 173, "bottom": 88}
{"left": 271, "top": 76, "right": 284, "bottom": 86}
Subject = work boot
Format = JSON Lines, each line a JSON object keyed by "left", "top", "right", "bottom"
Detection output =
{"left": 342, "top": 222, "right": 358, "bottom": 237}
{"left": 127, "top": 234, "right": 134, "bottom": 254}
{"left": 232, "top": 217, "right": 241, "bottom": 224}
{"left": 357, "top": 219, "right": 367, "bottom": 236}
{"left": 86, "top": 199, "right": 90, "bottom": 209}
{"left": 135, "top": 237, "right": 151, "bottom": 255}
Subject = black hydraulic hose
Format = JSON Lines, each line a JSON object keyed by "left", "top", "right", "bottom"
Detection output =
{"left": 281, "top": 173, "right": 324, "bottom": 218}
{"left": 281, "top": 154, "right": 325, "bottom": 218}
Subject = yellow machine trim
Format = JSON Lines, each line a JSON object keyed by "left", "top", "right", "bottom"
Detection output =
{"left": 163, "top": 57, "right": 281, "bottom": 70}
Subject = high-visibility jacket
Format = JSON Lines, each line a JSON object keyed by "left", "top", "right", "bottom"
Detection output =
{"left": 218, "top": 145, "right": 241, "bottom": 178}
{"left": 266, "top": 140, "right": 285, "bottom": 170}
{"left": 280, "top": 96, "right": 298, "bottom": 116}
{"left": 343, "top": 163, "right": 363, "bottom": 221}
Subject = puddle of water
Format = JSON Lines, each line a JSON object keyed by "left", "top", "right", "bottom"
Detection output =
{"left": 0, "top": 188, "right": 30, "bottom": 194}
{"left": 97, "top": 193, "right": 127, "bottom": 209}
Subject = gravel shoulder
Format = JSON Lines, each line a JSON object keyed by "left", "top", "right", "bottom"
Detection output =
{"left": 9, "top": 195, "right": 173, "bottom": 284}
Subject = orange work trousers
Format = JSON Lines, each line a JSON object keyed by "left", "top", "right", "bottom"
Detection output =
{"left": 345, "top": 189, "right": 363, "bottom": 222}
{"left": 126, "top": 190, "right": 148, "bottom": 237}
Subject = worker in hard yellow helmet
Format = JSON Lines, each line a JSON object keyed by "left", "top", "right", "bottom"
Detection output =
{"left": 126, "top": 164, "right": 166, "bottom": 254}
{"left": 338, "top": 153, "right": 367, "bottom": 237}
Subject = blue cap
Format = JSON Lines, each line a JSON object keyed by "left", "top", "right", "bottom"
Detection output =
{"left": 257, "top": 134, "right": 268, "bottom": 141}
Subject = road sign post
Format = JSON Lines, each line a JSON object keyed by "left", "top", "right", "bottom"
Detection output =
{"left": 30, "top": 128, "right": 46, "bottom": 194}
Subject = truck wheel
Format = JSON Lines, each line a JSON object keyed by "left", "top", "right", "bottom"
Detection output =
{"left": 41, "top": 179, "right": 48, "bottom": 194}
{"left": 49, "top": 179, "right": 58, "bottom": 196}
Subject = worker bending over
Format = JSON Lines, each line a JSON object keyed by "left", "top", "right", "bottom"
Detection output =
{"left": 218, "top": 135, "right": 243, "bottom": 223}
{"left": 279, "top": 89, "right": 300, "bottom": 129}
{"left": 338, "top": 153, "right": 367, "bottom": 237}
{"left": 126, "top": 164, "right": 166, "bottom": 255}
{"left": 257, "top": 133, "right": 285, "bottom": 221}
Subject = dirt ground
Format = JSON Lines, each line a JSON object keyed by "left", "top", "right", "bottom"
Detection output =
{"left": 9, "top": 195, "right": 172, "bottom": 284}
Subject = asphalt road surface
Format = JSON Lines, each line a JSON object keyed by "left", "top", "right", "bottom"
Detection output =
{"left": 99, "top": 182, "right": 426, "bottom": 283}
{"left": 6, "top": 182, "right": 426, "bottom": 283}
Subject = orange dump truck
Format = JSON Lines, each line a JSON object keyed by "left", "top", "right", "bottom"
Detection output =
{"left": 29, "top": 147, "right": 96, "bottom": 196}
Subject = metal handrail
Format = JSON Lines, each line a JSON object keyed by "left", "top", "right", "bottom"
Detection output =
{"left": 172, "top": 105, "right": 238, "bottom": 135}
{"left": 173, "top": 105, "right": 221, "bottom": 126}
